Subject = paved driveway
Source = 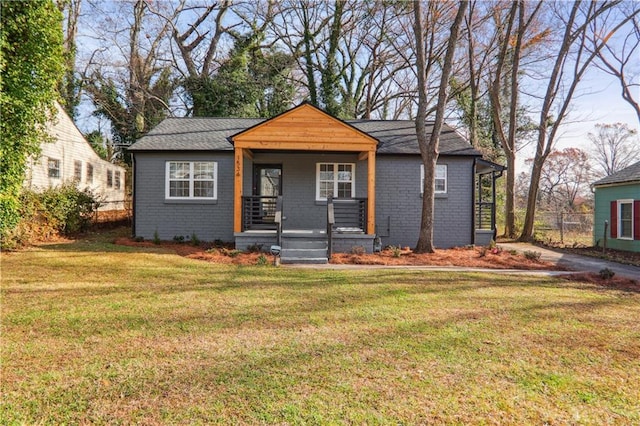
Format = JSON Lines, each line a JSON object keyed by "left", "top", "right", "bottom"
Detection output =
{"left": 498, "top": 243, "right": 640, "bottom": 280}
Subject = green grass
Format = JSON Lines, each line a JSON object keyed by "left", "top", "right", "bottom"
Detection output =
{"left": 2, "top": 230, "right": 639, "bottom": 424}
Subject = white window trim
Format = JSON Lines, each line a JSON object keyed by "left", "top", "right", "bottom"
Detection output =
{"left": 420, "top": 164, "right": 447, "bottom": 194}
{"left": 165, "top": 161, "right": 218, "bottom": 200}
{"left": 48, "top": 157, "right": 61, "bottom": 179}
{"left": 617, "top": 199, "right": 634, "bottom": 240}
{"left": 316, "top": 163, "right": 356, "bottom": 201}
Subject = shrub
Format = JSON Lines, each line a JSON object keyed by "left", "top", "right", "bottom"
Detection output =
{"left": 190, "top": 232, "right": 200, "bottom": 246}
{"left": 388, "top": 245, "right": 402, "bottom": 258}
{"left": 173, "top": 235, "right": 185, "bottom": 243}
{"left": 246, "top": 243, "right": 264, "bottom": 253}
{"left": 523, "top": 250, "right": 542, "bottom": 261}
{"left": 256, "top": 254, "right": 268, "bottom": 265}
{"left": 1, "top": 184, "right": 100, "bottom": 249}
{"left": 350, "top": 245, "right": 365, "bottom": 255}
{"left": 153, "top": 230, "right": 160, "bottom": 244}
{"left": 599, "top": 268, "right": 615, "bottom": 280}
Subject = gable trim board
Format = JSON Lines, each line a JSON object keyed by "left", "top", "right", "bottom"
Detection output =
{"left": 130, "top": 103, "right": 501, "bottom": 250}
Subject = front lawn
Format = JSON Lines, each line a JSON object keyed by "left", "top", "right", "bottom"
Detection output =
{"left": 2, "top": 231, "right": 639, "bottom": 424}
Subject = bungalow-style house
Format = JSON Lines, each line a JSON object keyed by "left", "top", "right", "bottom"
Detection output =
{"left": 592, "top": 160, "right": 640, "bottom": 252}
{"left": 25, "top": 102, "right": 127, "bottom": 211}
{"left": 129, "top": 103, "right": 503, "bottom": 263}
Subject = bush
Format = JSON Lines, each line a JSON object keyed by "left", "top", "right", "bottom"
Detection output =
{"left": 2, "top": 184, "right": 100, "bottom": 249}
{"left": 599, "top": 268, "right": 615, "bottom": 280}
{"left": 523, "top": 250, "right": 542, "bottom": 262}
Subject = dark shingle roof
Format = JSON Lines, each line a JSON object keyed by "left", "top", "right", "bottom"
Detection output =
{"left": 129, "top": 118, "right": 263, "bottom": 151}
{"left": 348, "top": 120, "right": 480, "bottom": 156}
{"left": 592, "top": 160, "right": 640, "bottom": 186}
{"left": 130, "top": 117, "right": 480, "bottom": 156}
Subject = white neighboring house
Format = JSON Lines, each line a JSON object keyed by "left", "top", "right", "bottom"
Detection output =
{"left": 24, "top": 102, "right": 127, "bottom": 211}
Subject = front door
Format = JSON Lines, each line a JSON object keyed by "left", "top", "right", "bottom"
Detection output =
{"left": 253, "top": 164, "right": 282, "bottom": 197}
{"left": 252, "top": 165, "right": 282, "bottom": 225}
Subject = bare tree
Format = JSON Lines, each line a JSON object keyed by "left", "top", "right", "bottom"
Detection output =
{"left": 533, "top": 148, "right": 593, "bottom": 212}
{"left": 593, "top": 10, "right": 640, "bottom": 123}
{"left": 588, "top": 122, "right": 640, "bottom": 177}
{"left": 489, "top": 0, "right": 544, "bottom": 238}
{"left": 519, "top": 0, "right": 637, "bottom": 241}
{"left": 414, "top": 0, "right": 468, "bottom": 253}
{"left": 84, "top": 0, "right": 176, "bottom": 163}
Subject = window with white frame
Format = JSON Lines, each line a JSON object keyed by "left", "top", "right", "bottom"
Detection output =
{"left": 166, "top": 161, "right": 217, "bottom": 200}
{"left": 619, "top": 200, "right": 633, "bottom": 239}
{"left": 48, "top": 158, "right": 60, "bottom": 178}
{"left": 73, "top": 160, "right": 82, "bottom": 182}
{"left": 316, "top": 163, "right": 355, "bottom": 200}
{"left": 420, "top": 164, "right": 447, "bottom": 194}
{"left": 107, "top": 169, "right": 113, "bottom": 188}
{"left": 114, "top": 170, "right": 121, "bottom": 190}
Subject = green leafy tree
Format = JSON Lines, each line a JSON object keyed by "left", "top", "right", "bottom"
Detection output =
{"left": 185, "top": 31, "right": 294, "bottom": 118}
{"left": 0, "top": 0, "right": 64, "bottom": 238}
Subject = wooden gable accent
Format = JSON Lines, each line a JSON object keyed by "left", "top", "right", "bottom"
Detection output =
{"left": 231, "top": 103, "right": 378, "bottom": 152}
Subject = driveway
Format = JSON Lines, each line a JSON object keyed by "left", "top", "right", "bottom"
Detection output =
{"left": 498, "top": 243, "right": 640, "bottom": 280}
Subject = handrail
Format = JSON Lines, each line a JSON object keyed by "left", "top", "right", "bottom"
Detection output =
{"left": 274, "top": 195, "right": 283, "bottom": 246}
{"left": 327, "top": 196, "right": 335, "bottom": 258}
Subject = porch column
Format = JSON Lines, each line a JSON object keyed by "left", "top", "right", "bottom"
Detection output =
{"left": 367, "top": 149, "right": 376, "bottom": 235}
{"left": 234, "top": 147, "right": 243, "bottom": 233}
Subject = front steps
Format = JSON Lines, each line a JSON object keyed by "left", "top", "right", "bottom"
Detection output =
{"left": 280, "top": 231, "right": 328, "bottom": 264}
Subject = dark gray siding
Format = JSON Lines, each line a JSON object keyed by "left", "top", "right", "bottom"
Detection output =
{"left": 248, "top": 152, "right": 366, "bottom": 230}
{"left": 133, "top": 152, "right": 235, "bottom": 242}
{"left": 375, "top": 155, "right": 474, "bottom": 249}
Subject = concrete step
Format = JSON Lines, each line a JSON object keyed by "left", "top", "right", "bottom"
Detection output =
{"left": 280, "top": 256, "right": 328, "bottom": 265}
{"left": 282, "top": 239, "right": 327, "bottom": 250}
{"left": 281, "top": 248, "right": 327, "bottom": 258}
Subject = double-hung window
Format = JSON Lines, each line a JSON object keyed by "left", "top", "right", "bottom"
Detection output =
{"left": 316, "top": 163, "right": 355, "bottom": 200}
{"left": 86, "top": 163, "right": 94, "bottom": 184}
{"left": 114, "top": 171, "right": 121, "bottom": 190}
{"left": 48, "top": 158, "right": 60, "bottom": 178}
{"left": 619, "top": 200, "right": 633, "bottom": 239}
{"left": 420, "top": 164, "right": 447, "bottom": 194}
{"left": 73, "top": 160, "right": 82, "bottom": 182}
{"left": 107, "top": 170, "right": 113, "bottom": 188}
{"left": 166, "top": 161, "right": 217, "bottom": 200}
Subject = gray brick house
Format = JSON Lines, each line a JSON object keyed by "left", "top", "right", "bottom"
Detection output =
{"left": 129, "top": 103, "right": 503, "bottom": 263}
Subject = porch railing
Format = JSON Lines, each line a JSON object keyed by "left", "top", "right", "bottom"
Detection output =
{"left": 327, "top": 199, "right": 335, "bottom": 258}
{"left": 332, "top": 197, "right": 367, "bottom": 231}
{"left": 475, "top": 202, "right": 495, "bottom": 230}
{"left": 242, "top": 196, "right": 278, "bottom": 231}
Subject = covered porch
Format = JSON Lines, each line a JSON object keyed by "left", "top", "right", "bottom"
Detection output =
{"left": 230, "top": 103, "right": 379, "bottom": 261}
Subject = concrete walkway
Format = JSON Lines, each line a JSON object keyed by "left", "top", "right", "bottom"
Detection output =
{"left": 498, "top": 243, "right": 640, "bottom": 280}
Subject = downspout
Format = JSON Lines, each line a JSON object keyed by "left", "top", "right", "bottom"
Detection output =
{"left": 131, "top": 153, "right": 136, "bottom": 237}
{"left": 471, "top": 158, "right": 477, "bottom": 245}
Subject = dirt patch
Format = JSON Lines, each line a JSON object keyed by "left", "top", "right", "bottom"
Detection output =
{"left": 115, "top": 238, "right": 559, "bottom": 270}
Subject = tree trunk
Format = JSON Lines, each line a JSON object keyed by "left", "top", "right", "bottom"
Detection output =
{"left": 504, "top": 151, "right": 516, "bottom": 238}
{"left": 414, "top": 0, "right": 467, "bottom": 253}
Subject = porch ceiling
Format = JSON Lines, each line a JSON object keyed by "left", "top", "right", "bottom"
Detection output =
{"left": 230, "top": 103, "right": 378, "bottom": 152}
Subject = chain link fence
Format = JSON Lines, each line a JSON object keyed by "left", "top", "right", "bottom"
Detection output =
{"left": 534, "top": 212, "right": 593, "bottom": 247}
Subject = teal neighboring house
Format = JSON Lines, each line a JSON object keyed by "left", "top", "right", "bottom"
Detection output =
{"left": 592, "top": 160, "right": 640, "bottom": 252}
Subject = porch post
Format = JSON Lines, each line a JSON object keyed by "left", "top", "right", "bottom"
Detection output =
{"left": 367, "top": 149, "right": 376, "bottom": 235}
{"left": 234, "top": 147, "right": 243, "bottom": 233}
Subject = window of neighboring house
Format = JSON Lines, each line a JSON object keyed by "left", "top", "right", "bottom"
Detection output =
{"left": 107, "top": 169, "right": 113, "bottom": 188}
{"left": 114, "top": 171, "right": 121, "bottom": 190}
{"left": 420, "top": 164, "right": 447, "bottom": 194}
{"left": 74, "top": 160, "right": 82, "bottom": 182}
{"left": 316, "top": 163, "right": 355, "bottom": 200}
{"left": 619, "top": 200, "right": 633, "bottom": 239}
{"left": 165, "top": 161, "right": 217, "bottom": 199}
{"left": 86, "top": 163, "right": 94, "bottom": 184}
{"left": 48, "top": 158, "right": 61, "bottom": 178}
